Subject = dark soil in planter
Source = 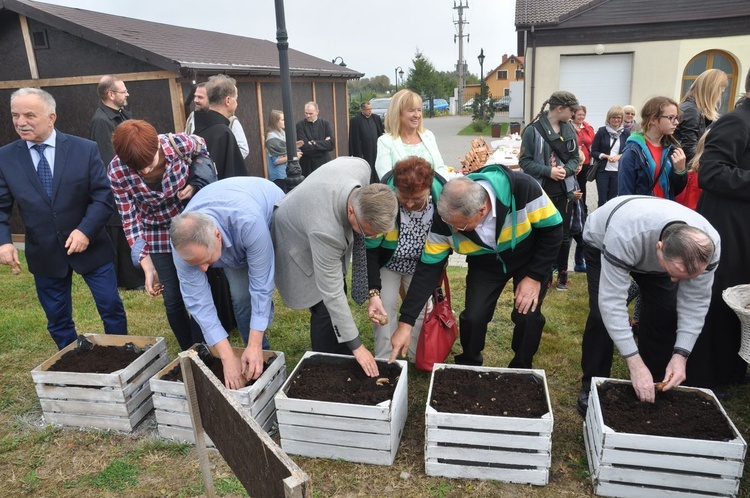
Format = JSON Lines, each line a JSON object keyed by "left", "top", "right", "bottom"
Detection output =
{"left": 48, "top": 344, "right": 143, "bottom": 374}
{"left": 285, "top": 355, "right": 401, "bottom": 405}
{"left": 430, "top": 368, "right": 548, "bottom": 418}
{"left": 598, "top": 383, "right": 735, "bottom": 441}
{"left": 161, "top": 353, "right": 277, "bottom": 388}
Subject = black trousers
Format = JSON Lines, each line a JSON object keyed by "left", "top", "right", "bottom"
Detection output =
{"left": 580, "top": 246, "right": 677, "bottom": 389}
{"left": 309, "top": 300, "right": 352, "bottom": 356}
{"left": 550, "top": 193, "right": 571, "bottom": 272}
{"left": 456, "top": 254, "right": 550, "bottom": 368}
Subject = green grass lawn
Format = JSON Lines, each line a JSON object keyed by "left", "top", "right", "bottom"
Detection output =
{"left": 1, "top": 252, "right": 749, "bottom": 497}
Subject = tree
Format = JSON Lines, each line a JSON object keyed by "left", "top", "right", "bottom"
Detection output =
{"left": 471, "top": 85, "right": 496, "bottom": 131}
{"left": 405, "top": 51, "right": 439, "bottom": 98}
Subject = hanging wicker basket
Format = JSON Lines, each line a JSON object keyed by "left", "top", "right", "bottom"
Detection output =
{"left": 721, "top": 284, "right": 750, "bottom": 363}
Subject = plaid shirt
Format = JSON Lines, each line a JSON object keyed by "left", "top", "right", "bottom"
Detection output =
{"left": 108, "top": 133, "right": 209, "bottom": 261}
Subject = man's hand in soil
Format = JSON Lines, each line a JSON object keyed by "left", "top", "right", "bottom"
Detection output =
{"left": 352, "top": 345, "right": 379, "bottom": 377}
{"left": 625, "top": 354, "right": 656, "bottom": 402}
{"left": 214, "top": 339, "right": 245, "bottom": 389}
{"left": 514, "top": 276, "right": 540, "bottom": 314}
{"left": 660, "top": 354, "right": 687, "bottom": 392}
{"left": 389, "top": 322, "right": 413, "bottom": 362}
{"left": 241, "top": 329, "right": 265, "bottom": 381}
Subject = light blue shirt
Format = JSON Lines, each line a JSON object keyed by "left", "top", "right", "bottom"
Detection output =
{"left": 26, "top": 129, "right": 57, "bottom": 175}
{"left": 172, "top": 177, "right": 284, "bottom": 346}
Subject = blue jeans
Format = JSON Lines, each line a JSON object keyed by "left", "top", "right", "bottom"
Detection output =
{"left": 223, "top": 266, "right": 271, "bottom": 349}
{"left": 150, "top": 252, "right": 204, "bottom": 350}
{"left": 34, "top": 262, "right": 127, "bottom": 350}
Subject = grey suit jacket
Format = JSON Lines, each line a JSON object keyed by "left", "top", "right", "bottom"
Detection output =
{"left": 272, "top": 157, "right": 371, "bottom": 344}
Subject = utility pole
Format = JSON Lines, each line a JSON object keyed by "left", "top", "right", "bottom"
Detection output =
{"left": 454, "top": 1, "right": 469, "bottom": 115}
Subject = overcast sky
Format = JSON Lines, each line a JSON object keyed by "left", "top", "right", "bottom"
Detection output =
{"left": 40, "top": 0, "right": 518, "bottom": 82}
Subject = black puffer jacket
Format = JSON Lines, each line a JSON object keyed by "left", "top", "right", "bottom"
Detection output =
{"left": 674, "top": 98, "right": 711, "bottom": 164}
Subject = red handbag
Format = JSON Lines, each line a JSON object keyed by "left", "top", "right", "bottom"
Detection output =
{"left": 415, "top": 270, "right": 459, "bottom": 372}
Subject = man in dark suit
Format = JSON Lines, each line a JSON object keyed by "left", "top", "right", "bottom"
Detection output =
{"left": 349, "top": 101, "right": 384, "bottom": 184}
{"left": 296, "top": 101, "right": 335, "bottom": 177}
{"left": 0, "top": 88, "right": 128, "bottom": 349}
{"left": 90, "top": 74, "right": 145, "bottom": 290}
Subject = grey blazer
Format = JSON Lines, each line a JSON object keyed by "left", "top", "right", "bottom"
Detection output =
{"left": 272, "top": 157, "right": 371, "bottom": 344}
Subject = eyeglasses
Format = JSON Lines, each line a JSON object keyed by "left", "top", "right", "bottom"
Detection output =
{"left": 353, "top": 209, "right": 381, "bottom": 239}
{"left": 624, "top": 112, "right": 635, "bottom": 116}
{"left": 111, "top": 89, "right": 129, "bottom": 94}
{"left": 441, "top": 215, "right": 473, "bottom": 232}
{"left": 660, "top": 115, "right": 680, "bottom": 123}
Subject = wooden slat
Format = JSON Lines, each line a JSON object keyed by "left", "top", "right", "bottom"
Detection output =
{"left": 426, "top": 443, "right": 551, "bottom": 468}
{"left": 425, "top": 461, "right": 549, "bottom": 486}
{"left": 18, "top": 15, "right": 39, "bottom": 79}
{"left": 276, "top": 411, "right": 391, "bottom": 434}
{"left": 280, "top": 439, "right": 393, "bottom": 466}
{"left": 0, "top": 70, "right": 176, "bottom": 90}
{"left": 278, "top": 424, "right": 391, "bottom": 451}
{"left": 168, "top": 77, "right": 185, "bottom": 133}
{"left": 427, "top": 427, "right": 552, "bottom": 451}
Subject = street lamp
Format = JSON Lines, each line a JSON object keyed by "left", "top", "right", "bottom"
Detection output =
{"left": 394, "top": 66, "right": 404, "bottom": 91}
{"left": 478, "top": 48, "right": 486, "bottom": 116}
{"left": 331, "top": 56, "right": 347, "bottom": 67}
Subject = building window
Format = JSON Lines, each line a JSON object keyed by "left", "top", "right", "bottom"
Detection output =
{"left": 31, "top": 30, "right": 49, "bottom": 49}
{"left": 496, "top": 70, "right": 508, "bottom": 80}
{"left": 504, "top": 89, "right": 510, "bottom": 96}
{"left": 681, "top": 50, "right": 738, "bottom": 114}
{"left": 515, "top": 69, "right": 524, "bottom": 81}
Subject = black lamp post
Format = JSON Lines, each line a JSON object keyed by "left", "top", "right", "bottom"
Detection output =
{"left": 274, "top": 0, "right": 302, "bottom": 186}
{"left": 331, "top": 56, "right": 347, "bottom": 67}
{"left": 478, "top": 48, "right": 486, "bottom": 116}
{"left": 394, "top": 66, "right": 404, "bottom": 91}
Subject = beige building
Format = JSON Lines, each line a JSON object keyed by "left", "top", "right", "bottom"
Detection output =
{"left": 515, "top": 0, "right": 749, "bottom": 128}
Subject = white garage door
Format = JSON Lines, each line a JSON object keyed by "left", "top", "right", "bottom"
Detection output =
{"left": 559, "top": 54, "right": 633, "bottom": 130}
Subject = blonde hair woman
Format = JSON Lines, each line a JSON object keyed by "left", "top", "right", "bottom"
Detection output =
{"left": 374, "top": 89, "right": 447, "bottom": 180}
{"left": 675, "top": 68, "right": 728, "bottom": 163}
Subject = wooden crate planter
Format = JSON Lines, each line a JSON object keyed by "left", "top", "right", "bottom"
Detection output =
{"left": 584, "top": 377, "right": 747, "bottom": 497}
{"left": 274, "top": 351, "right": 408, "bottom": 466}
{"left": 30, "top": 334, "right": 169, "bottom": 432}
{"left": 425, "top": 364, "right": 553, "bottom": 485}
{"left": 149, "top": 349, "right": 286, "bottom": 444}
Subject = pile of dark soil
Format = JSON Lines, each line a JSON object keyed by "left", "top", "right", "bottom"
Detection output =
{"left": 430, "top": 368, "right": 548, "bottom": 417}
{"left": 598, "top": 383, "right": 735, "bottom": 441}
{"left": 285, "top": 355, "right": 401, "bottom": 405}
{"left": 161, "top": 354, "right": 276, "bottom": 388}
{"left": 48, "top": 344, "right": 143, "bottom": 374}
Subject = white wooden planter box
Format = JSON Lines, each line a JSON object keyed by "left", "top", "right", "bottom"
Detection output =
{"left": 30, "top": 334, "right": 169, "bottom": 432}
{"left": 584, "top": 377, "right": 747, "bottom": 497}
{"left": 425, "top": 364, "right": 553, "bottom": 486}
{"left": 274, "top": 351, "right": 408, "bottom": 466}
{"left": 149, "top": 349, "right": 285, "bottom": 444}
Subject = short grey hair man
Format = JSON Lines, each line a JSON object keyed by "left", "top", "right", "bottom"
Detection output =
{"left": 11, "top": 87, "right": 56, "bottom": 114}
{"left": 170, "top": 212, "right": 218, "bottom": 253}
{"left": 437, "top": 176, "right": 488, "bottom": 220}
{"left": 351, "top": 184, "right": 398, "bottom": 235}
{"left": 207, "top": 74, "right": 237, "bottom": 106}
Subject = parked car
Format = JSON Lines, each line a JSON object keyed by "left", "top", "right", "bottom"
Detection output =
{"left": 422, "top": 98, "right": 449, "bottom": 112}
{"left": 370, "top": 98, "right": 390, "bottom": 121}
{"left": 494, "top": 96, "right": 511, "bottom": 111}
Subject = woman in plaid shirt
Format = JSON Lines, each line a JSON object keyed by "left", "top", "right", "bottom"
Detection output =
{"left": 109, "top": 120, "right": 212, "bottom": 349}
